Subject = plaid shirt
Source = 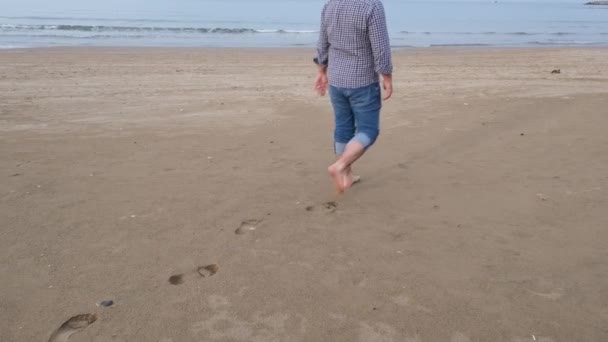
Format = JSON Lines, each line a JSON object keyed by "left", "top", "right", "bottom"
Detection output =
{"left": 316, "top": 0, "right": 393, "bottom": 89}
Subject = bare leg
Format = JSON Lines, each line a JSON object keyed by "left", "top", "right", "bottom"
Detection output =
{"left": 328, "top": 141, "right": 366, "bottom": 192}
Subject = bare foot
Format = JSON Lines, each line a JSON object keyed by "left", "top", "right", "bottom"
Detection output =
{"left": 345, "top": 167, "right": 361, "bottom": 188}
{"left": 328, "top": 162, "right": 348, "bottom": 193}
{"left": 341, "top": 171, "right": 355, "bottom": 191}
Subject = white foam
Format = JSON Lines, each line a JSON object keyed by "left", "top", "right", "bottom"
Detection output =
{"left": 0, "top": 44, "right": 25, "bottom": 49}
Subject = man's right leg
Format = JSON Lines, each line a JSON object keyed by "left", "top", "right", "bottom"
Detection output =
{"left": 328, "top": 86, "right": 355, "bottom": 192}
{"left": 329, "top": 86, "right": 355, "bottom": 157}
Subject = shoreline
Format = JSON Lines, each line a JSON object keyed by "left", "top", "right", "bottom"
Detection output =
{"left": 2, "top": 44, "right": 608, "bottom": 53}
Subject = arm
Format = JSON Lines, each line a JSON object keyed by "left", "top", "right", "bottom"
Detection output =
{"left": 316, "top": 5, "right": 329, "bottom": 71}
{"left": 315, "top": 5, "right": 329, "bottom": 96}
{"left": 368, "top": 1, "right": 393, "bottom": 100}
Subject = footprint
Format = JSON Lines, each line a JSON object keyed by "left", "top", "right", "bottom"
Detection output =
{"left": 322, "top": 201, "right": 338, "bottom": 213}
{"left": 527, "top": 288, "right": 563, "bottom": 300}
{"left": 168, "top": 274, "right": 185, "bottom": 285}
{"left": 235, "top": 220, "right": 261, "bottom": 235}
{"left": 305, "top": 201, "right": 338, "bottom": 214}
{"left": 169, "top": 264, "right": 219, "bottom": 285}
{"left": 324, "top": 201, "right": 337, "bottom": 209}
{"left": 48, "top": 314, "right": 97, "bottom": 342}
{"left": 197, "top": 264, "right": 219, "bottom": 277}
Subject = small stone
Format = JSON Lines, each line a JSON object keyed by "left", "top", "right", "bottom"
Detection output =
{"left": 97, "top": 300, "right": 114, "bottom": 308}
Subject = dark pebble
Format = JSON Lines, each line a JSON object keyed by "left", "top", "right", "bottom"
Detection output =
{"left": 98, "top": 300, "right": 114, "bottom": 307}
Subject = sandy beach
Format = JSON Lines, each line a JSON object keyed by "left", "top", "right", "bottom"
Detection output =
{"left": 1, "top": 47, "right": 607, "bottom": 341}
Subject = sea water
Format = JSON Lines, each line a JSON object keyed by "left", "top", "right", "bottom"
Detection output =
{"left": 1, "top": 0, "right": 607, "bottom": 49}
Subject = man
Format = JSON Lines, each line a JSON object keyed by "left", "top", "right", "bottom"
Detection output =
{"left": 314, "top": 0, "right": 393, "bottom": 193}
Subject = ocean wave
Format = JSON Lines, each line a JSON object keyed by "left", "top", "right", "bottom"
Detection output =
{"left": 0, "top": 24, "right": 317, "bottom": 34}
{"left": 508, "top": 32, "right": 536, "bottom": 36}
{"left": 0, "top": 44, "right": 25, "bottom": 49}
{"left": 398, "top": 31, "right": 579, "bottom": 36}
{"left": 527, "top": 41, "right": 604, "bottom": 46}
{"left": 0, "top": 16, "right": 177, "bottom": 23}
{"left": 430, "top": 43, "right": 492, "bottom": 47}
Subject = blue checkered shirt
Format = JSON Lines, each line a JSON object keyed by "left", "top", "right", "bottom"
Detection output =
{"left": 316, "top": 0, "right": 393, "bottom": 89}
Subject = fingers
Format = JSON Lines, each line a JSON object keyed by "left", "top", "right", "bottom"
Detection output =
{"left": 315, "top": 83, "right": 325, "bottom": 96}
{"left": 382, "top": 79, "right": 393, "bottom": 100}
{"left": 383, "top": 86, "right": 392, "bottom": 100}
{"left": 315, "top": 86, "right": 326, "bottom": 96}
{"left": 315, "top": 80, "right": 328, "bottom": 96}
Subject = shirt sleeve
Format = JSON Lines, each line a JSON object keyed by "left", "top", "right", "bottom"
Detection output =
{"left": 368, "top": 1, "right": 392, "bottom": 75}
{"left": 316, "top": 4, "right": 329, "bottom": 67}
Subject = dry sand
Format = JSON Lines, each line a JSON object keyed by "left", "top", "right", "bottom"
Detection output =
{"left": 1, "top": 47, "right": 607, "bottom": 342}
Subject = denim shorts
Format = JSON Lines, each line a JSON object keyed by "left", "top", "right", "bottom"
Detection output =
{"left": 329, "top": 82, "right": 381, "bottom": 155}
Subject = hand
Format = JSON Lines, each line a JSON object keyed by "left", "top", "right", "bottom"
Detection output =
{"left": 315, "top": 71, "right": 328, "bottom": 96}
{"left": 382, "top": 74, "right": 393, "bottom": 101}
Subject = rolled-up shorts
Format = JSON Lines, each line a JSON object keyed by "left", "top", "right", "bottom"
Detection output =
{"left": 329, "top": 82, "right": 381, "bottom": 155}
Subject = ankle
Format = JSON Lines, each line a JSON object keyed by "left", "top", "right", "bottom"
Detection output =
{"left": 333, "top": 160, "right": 347, "bottom": 171}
